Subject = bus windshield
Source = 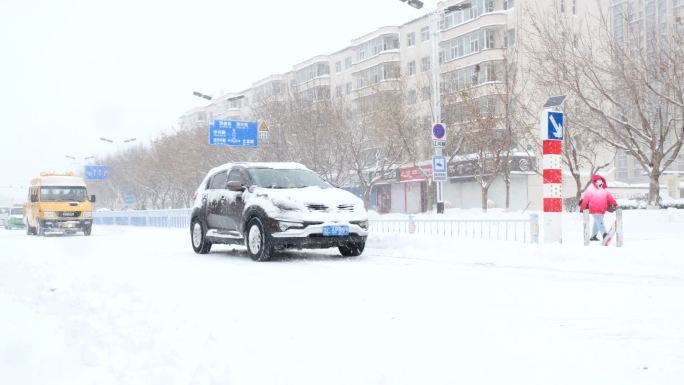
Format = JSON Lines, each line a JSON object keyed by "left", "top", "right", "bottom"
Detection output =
{"left": 40, "top": 186, "right": 87, "bottom": 202}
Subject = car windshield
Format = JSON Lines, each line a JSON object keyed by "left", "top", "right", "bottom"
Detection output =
{"left": 10, "top": 208, "right": 22, "bottom": 215}
{"left": 248, "top": 168, "right": 330, "bottom": 189}
{"left": 40, "top": 186, "right": 87, "bottom": 202}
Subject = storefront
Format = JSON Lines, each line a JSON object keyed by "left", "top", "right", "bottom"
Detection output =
{"left": 392, "top": 164, "right": 431, "bottom": 213}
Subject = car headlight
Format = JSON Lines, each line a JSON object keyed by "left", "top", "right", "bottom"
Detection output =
{"left": 43, "top": 211, "right": 56, "bottom": 218}
{"left": 353, "top": 220, "right": 368, "bottom": 230}
{"left": 278, "top": 220, "right": 304, "bottom": 232}
{"left": 83, "top": 211, "right": 92, "bottom": 218}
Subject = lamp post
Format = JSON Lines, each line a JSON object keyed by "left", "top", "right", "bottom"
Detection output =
{"left": 65, "top": 155, "right": 96, "bottom": 175}
{"left": 399, "top": 1, "right": 471, "bottom": 213}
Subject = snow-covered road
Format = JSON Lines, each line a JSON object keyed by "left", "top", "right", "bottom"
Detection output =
{"left": 1, "top": 210, "right": 683, "bottom": 385}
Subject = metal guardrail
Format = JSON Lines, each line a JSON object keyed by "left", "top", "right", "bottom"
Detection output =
{"left": 93, "top": 209, "right": 192, "bottom": 229}
{"left": 93, "top": 210, "right": 539, "bottom": 243}
{"left": 370, "top": 214, "right": 539, "bottom": 243}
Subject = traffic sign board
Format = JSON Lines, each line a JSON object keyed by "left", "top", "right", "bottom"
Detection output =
{"left": 84, "top": 165, "right": 110, "bottom": 181}
{"left": 432, "top": 123, "right": 446, "bottom": 140}
{"left": 209, "top": 120, "right": 258, "bottom": 147}
{"left": 432, "top": 155, "right": 447, "bottom": 173}
{"left": 547, "top": 111, "right": 564, "bottom": 140}
{"left": 432, "top": 139, "right": 447, "bottom": 148}
{"left": 432, "top": 155, "right": 447, "bottom": 182}
{"left": 123, "top": 192, "right": 136, "bottom": 205}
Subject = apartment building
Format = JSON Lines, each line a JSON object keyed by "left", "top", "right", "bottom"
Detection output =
{"left": 179, "top": 0, "right": 607, "bottom": 212}
{"left": 611, "top": 0, "right": 684, "bottom": 184}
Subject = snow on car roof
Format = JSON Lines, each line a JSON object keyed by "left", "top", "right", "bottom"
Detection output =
{"left": 32, "top": 176, "right": 87, "bottom": 187}
{"left": 207, "top": 162, "right": 308, "bottom": 175}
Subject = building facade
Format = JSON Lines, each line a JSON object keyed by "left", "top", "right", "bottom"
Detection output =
{"left": 180, "top": 0, "right": 609, "bottom": 213}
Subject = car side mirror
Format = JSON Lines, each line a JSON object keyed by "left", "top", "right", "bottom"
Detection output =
{"left": 226, "top": 180, "right": 245, "bottom": 192}
{"left": 89, "top": 195, "right": 97, "bottom": 203}
{"left": 30, "top": 195, "right": 38, "bottom": 203}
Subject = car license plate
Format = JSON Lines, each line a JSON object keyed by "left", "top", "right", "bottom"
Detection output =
{"left": 323, "top": 225, "right": 349, "bottom": 236}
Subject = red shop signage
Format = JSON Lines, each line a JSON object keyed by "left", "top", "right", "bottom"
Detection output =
{"left": 400, "top": 164, "right": 432, "bottom": 182}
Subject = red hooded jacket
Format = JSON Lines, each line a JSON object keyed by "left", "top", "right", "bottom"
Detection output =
{"left": 580, "top": 174, "right": 617, "bottom": 214}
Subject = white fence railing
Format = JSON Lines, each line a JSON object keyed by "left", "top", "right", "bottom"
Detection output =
{"left": 94, "top": 210, "right": 539, "bottom": 243}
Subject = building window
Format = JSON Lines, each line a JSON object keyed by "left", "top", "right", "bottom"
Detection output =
{"left": 346, "top": 82, "right": 352, "bottom": 94}
{"left": 485, "top": 29, "right": 495, "bottom": 49}
{"left": 407, "top": 32, "right": 416, "bottom": 47}
{"left": 421, "top": 56, "right": 431, "bottom": 72}
{"left": 504, "top": 0, "right": 514, "bottom": 10}
{"left": 408, "top": 60, "right": 416, "bottom": 76}
{"left": 336, "top": 85, "right": 342, "bottom": 97}
{"left": 345, "top": 57, "right": 352, "bottom": 69}
{"left": 560, "top": 0, "right": 565, "bottom": 13}
{"left": 421, "top": 26, "right": 430, "bottom": 41}
{"left": 421, "top": 86, "right": 431, "bottom": 100}
{"left": 504, "top": 29, "right": 516, "bottom": 47}
{"left": 335, "top": 61, "right": 341, "bottom": 72}
{"left": 408, "top": 89, "right": 417, "bottom": 105}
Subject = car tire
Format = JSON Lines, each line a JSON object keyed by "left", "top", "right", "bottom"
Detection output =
{"left": 191, "top": 218, "right": 212, "bottom": 254}
{"left": 37, "top": 220, "right": 45, "bottom": 236}
{"left": 246, "top": 217, "right": 273, "bottom": 262}
{"left": 338, "top": 241, "right": 365, "bottom": 257}
{"left": 83, "top": 225, "right": 92, "bottom": 236}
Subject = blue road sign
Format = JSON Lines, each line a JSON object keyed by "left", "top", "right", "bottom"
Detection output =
{"left": 432, "top": 155, "right": 447, "bottom": 173}
{"left": 123, "top": 192, "right": 136, "bottom": 205}
{"left": 547, "top": 111, "right": 564, "bottom": 140}
{"left": 209, "top": 120, "right": 258, "bottom": 147}
{"left": 84, "top": 165, "right": 111, "bottom": 180}
{"left": 432, "top": 123, "right": 446, "bottom": 140}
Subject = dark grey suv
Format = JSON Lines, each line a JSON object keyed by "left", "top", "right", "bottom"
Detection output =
{"left": 190, "top": 162, "right": 368, "bottom": 261}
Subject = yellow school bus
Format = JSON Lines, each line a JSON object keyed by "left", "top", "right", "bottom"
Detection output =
{"left": 25, "top": 172, "right": 95, "bottom": 236}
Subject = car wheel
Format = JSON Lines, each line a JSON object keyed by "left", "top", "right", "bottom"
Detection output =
{"left": 246, "top": 217, "right": 273, "bottom": 262}
{"left": 191, "top": 218, "right": 212, "bottom": 254}
{"left": 83, "top": 225, "right": 92, "bottom": 236}
{"left": 338, "top": 241, "right": 365, "bottom": 257}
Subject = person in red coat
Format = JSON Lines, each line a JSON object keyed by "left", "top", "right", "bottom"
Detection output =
{"left": 580, "top": 174, "right": 618, "bottom": 241}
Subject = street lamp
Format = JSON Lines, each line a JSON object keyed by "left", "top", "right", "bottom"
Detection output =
{"left": 99, "top": 137, "right": 137, "bottom": 144}
{"left": 399, "top": 1, "right": 471, "bottom": 214}
{"left": 192, "top": 91, "right": 213, "bottom": 100}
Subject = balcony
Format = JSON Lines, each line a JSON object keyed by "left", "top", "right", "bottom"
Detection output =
{"left": 440, "top": 12, "right": 508, "bottom": 42}
{"left": 440, "top": 48, "right": 505, "bottom": 74}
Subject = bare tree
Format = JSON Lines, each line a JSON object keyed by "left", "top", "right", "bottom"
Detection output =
{"left": 525, "top": 3, "right": 684, "bottom": 205}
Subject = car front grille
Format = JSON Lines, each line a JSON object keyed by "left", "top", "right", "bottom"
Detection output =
{"left": 306, "top": 204, "right": 329, "bottom": 212}
{"left": 306, "top": 204, "right": 355, "bottom": 213}
{"left": 58, "top": 211, "right": 80, "bottom": 218}
{"left": 337, "top": 204, "right": 354, "bottom": 212}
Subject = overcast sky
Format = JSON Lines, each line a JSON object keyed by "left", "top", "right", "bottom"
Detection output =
{"left": 0, "top": 0, "right": 423, "bottom": 203}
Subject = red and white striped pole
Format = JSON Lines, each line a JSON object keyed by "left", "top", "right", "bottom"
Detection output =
{"left": 541, "top": 109, "right": 564, "bottom": 243}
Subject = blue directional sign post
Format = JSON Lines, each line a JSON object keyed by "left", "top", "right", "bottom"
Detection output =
{"left": 432, "top": 155, "right": 447, "bottom": 182}
{"left": 84, "top": 165, "right": 111, "bottom": 181}
{"left": 209, "top": 120, "right": 258, "bottom": 147}
{"left": 547, "top": 111, "right": 564, "bottom": 141}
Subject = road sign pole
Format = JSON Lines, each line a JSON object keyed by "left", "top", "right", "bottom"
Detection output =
{"left": 541, "top": 108, "right": 564, "bottom": 243}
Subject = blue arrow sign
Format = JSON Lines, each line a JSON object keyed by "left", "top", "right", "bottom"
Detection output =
{"left": 209, "top": 120, "right": 258, "bottom": 147}
{"left": 547, "top": 111, "right": 564, "bottom": 140}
